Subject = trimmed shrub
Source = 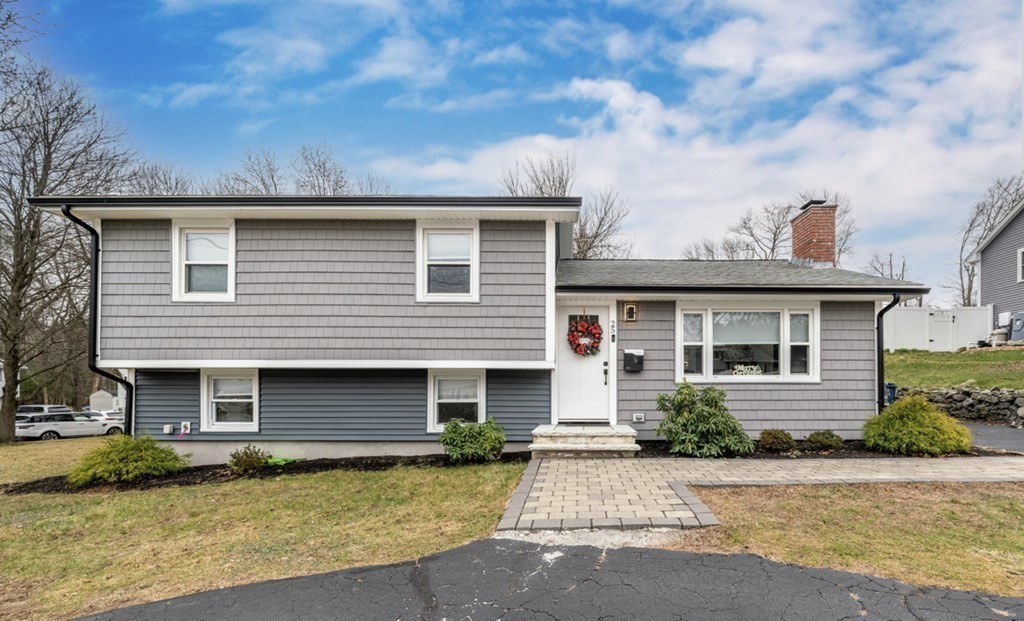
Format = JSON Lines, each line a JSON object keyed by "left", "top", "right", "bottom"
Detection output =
{"left": 228, "top": 444, "right": 271, "bottom": 475}
{"left": 863, "top": 395, "right": 972, "bottom": 456}
{"left": 655, "top": 382, "right": 754, "bottom": 457}
{"left": 438, "top": 418, "right": 506, "bottom": 464}
{"left": 68, "top": 435, "right": 189, "bottom": 488}
{"left": 804, "top": 430, "right": 845, "bottom": 452}
{"left": 758, "top": 428, "right": 796, "bottom": 453}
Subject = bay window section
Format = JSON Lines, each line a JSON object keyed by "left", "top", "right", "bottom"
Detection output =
{"left": 789, "top": 313, "right": 811, "bottom": 375}
{"left": 677, "top": 306, "right": 818, "bottom": 382}
{"left": 712, "top": 312, "right": 780, "bottom": 376}
{"left": 681, "top": 313, "right": 705, "bottom": 376}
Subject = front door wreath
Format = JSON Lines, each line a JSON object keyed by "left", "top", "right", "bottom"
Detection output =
{"left": 567, "top": 317, "right": 603, "bottom": 356}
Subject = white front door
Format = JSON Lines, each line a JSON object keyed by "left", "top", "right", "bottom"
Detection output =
{"left": 556, "top": 305, "right": 611, "bottom": 422}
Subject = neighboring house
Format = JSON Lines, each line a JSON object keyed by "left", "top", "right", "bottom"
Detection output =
{"left": 969, "top": 200, "right": 1024, "bottom": 327}
{"left": 30, "top": 196, "right": 928, "bottom": 463}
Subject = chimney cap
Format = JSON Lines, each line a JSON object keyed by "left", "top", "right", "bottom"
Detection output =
{"left": 799, "top": 199, "right": 827, "bottom": 211}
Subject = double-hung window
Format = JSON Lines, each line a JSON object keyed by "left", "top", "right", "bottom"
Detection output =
{"left": 676, "top": 305, "right": 818, "bottom": 382}
{"left": 172, "top": 221, "right": 235, "bottom": 302}
{"left": 427, "top": 370, "right": 485, "bottom": 432}
{"left": 1018, "top": 248, "right": 1024, "bottom": 283}
{"left": 416, "top": 222, "right": 479, "bottom": 302}
{"left": 200, "top": 369, "right": 259, "bottom": 432}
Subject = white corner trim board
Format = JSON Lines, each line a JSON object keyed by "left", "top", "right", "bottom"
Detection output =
{"left": 99, "top": 359, "right": 556, "bottom": 370}
{"left": 545, "top": 220, "right": 556, "bottom": 364}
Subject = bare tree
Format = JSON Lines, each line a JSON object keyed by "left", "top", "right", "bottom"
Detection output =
{"left": 355, "top": 168, "right": 394, "bottom": 195}
{"left": 207, "top": 148, "right": 286, "bottom": 195}
{"left": 866, "top": 250, "right": 921, "bottom": 306}
{"left": 500, "top": 151, "right": 577, "bottom": 198}
{"left": 573, "top": 186, "right": 633, "bottom": 259}
{"left": 796, "top": 188, "right": 857, "bottom": 266}
{"left": 0, "top": 68, "right": 129, "bottom": 441}
{"left": 949, "top": 175, "right": 1024, "bottom": 306}
{"left": 122, "top": 161, "right": 195, "bottom": 195}
{"left": 728, "top": 202, "right": 794, "bottom": 260}
{"left": 500, "top": 151, "right": 632, "bottom": 258}
{"left": 293, "top": 144, "right": 350, "bottom": 195}
{"left": 681, "top": 236, "right": 750, "bottom": 260}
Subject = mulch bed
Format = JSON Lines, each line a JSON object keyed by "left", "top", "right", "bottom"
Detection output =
{"left": 636, "top": 440, "right": 1012, "bottom": 460}
{"left": 1, "top": 451, "right": 531, "bottom": 495}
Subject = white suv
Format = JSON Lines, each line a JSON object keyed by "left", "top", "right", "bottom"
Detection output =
{"left": 16, "top": 404, "right": 73, "bottom": 416}
{"left": 15, "top": 412, "right": 124, "bottom": 440}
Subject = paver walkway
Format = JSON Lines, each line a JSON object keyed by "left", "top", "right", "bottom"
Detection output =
{"left": 87, "top": 539, "right": 1024, "bottom": 621}
{"left": 500, "top": 456, "right": 1024, "bottom": 531}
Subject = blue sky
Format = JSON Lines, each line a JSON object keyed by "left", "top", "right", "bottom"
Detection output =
{"left": 26, "top": 0, "right": 1023, "bottom": 304}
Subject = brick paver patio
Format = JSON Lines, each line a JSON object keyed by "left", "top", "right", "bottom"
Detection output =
{"left": 498, "top": 456, "right": 1024, "bottom": 532}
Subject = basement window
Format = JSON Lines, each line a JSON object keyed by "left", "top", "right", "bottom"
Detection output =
{"left": 427, "top": 370, "right": 486, "bottom": 432}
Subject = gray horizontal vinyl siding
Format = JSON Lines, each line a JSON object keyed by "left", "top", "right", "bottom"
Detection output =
{"left": 979, "top": 213, "right": 1024, "bottom": 325}
{"left": 487, "top": 370, "right": 551, "bottom": 440}
{"left": 616, "top": 301, "right": 877, "bottom": 440}
{"left": 101, "top": 219, "right": 546, "bottom": 361}
{"left": 134, "top": 368, "right": 547, "bottom": 442}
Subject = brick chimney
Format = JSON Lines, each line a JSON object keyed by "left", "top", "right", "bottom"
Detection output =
{"left": 790, "top": 200, "right": 836, "bottom": 266}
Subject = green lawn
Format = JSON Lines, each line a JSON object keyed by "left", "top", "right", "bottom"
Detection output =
{"left": 0, "top": 439, "right": 525, "bottom": 620}
{"left": 886, "top": 348, "right": 1024, "bottom": 389}
{"left": 671, "top": 483, "right": 1024, "bottom": 598}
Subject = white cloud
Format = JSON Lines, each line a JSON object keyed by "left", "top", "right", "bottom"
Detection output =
{"left": 387, "top": 88, "right": 517, "bottom": 112}
{"left": 368, "top": 1, "right": 1020, "bottom": 306}
{"left": 471, "top": 43, "right": 531, "bottom": 66}
{"left": 219, "top": 28, "right": 331, "bottom": 77}
{"left": 350, "top": 32, "right": 451, "bottom": 87}
{"left": 236, "top": 118, "right": 274, "bottom": 135}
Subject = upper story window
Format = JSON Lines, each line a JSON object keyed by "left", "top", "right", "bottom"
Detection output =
{"left": 171, "top": 220, "right": 235, "bottom": 302}
{"left": 416, "top": 221, "right": 479, "bottom": 303}
{"left": 676, "top": 304, "right": 819, "bottom": 383}
{"left": 1018, "top": 248, "right": 1023, "bottom": 283}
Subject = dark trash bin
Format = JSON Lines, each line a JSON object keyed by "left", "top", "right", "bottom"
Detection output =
{"left": 885, "top": 382, "right": 898, "bottom": 405}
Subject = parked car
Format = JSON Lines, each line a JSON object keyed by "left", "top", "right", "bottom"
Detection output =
{"left": 16, "top": 404, "right": 73, "bottom": 415}
{"left": 83, "top": 410, "right": 125, "bottom": 423}
{"left": 15, "top": 412, "right": 123, "bottom": 440}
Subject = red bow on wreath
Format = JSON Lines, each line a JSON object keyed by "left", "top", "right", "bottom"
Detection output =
{"left": 567, "top": 318, "right": 603, "bottom": 356}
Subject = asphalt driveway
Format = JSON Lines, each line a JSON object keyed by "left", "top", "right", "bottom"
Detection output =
{"left": 85, "top": 539, "right": 1023, "bottom": 621}
{"left": 968, "top": 423, "right": 1024, "bottom": 453}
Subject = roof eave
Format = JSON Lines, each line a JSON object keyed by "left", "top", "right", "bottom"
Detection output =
{"left": 555, "top": 284, "right": 931, "bottom": 295}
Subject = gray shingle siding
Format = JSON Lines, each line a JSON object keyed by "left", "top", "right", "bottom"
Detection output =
{"left": 100, "top": 219, "right": 546, "bottom": 361}
{"left": 616, "top": 301, "right": 877, "bottom": 440}
{"left": 979, "top": 212, "right": 1024, "bottom": 325}
{"left": 133, "top": 368, "right": 548, "bottom": 442}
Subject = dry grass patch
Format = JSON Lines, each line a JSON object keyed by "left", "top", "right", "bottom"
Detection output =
{"left": 0, "top": 437, "right": 105, "bottom": 484}
{"left": 887, "top": 348, "right": 1024, "bottom": 390}
{"left": 663, "top": 483, "right": 1024, "bottom": 597}
{"left": 0, "top": 461, "right": 524, "bottom": 620}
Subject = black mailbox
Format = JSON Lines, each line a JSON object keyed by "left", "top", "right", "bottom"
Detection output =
{"left": 624, "top": 349, "right": 644, "bottom": 373}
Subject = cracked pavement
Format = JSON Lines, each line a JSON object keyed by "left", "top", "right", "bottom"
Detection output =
{"left": 83, "top": 539, "right": 1024, "bottom": 620}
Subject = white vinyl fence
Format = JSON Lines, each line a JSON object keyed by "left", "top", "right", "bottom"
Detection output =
{"left": 882, "top": 306, "right": 993, "bottom": 352}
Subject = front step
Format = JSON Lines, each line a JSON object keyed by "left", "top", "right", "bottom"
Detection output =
{"left": 528, "top": 424, "right": 640, "bottom": 458}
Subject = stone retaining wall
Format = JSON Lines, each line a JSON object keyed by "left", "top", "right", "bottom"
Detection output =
{"left": 896, "top": 384, "right": 1024, "bottom": 428}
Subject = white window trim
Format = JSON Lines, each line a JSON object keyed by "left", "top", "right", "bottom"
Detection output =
{"left": 171, "top": 220, "right": 236, "bottom": 302}
{"left": 1017, "top": 248, "right": 1024, "bottom": 283}
{"left": 415, "top": 220, "right": 480, "bottom": 303}
{"left": 426, "top": 369, "right": 486, "bottom": 433}
{"left": 200, "top": 369, "right": 259, "bottom": 432}
{"left": 674, "top": 301, "right": 821, "bottom": 384}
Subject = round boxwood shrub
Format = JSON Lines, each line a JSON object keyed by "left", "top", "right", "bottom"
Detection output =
{"left": 228, "top": 444, "right": 271, "bottom": 476}
{"left": 804, "top": 430, "right": 845, "bottom": 452}
{"left": 438, "top": 417, "right": 506, "bottom": 464}
{"left": 68, "top": 435, "right": 190, "bottom": 488}
{"left": 655, "top": 382, "right": 754, "bottom": 457}
{"left": 863, "top": 395, "right": 972, "bottom": 456}
{"left": 758, "top": 428, "right": 796, "bottom": 453}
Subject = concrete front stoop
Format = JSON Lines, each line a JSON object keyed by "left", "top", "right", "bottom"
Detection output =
{"left": 528, "top": 424, "right": 640, "bottom": 458}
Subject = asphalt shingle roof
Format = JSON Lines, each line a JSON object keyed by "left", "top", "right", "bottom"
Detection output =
{"left": 556, "top": 259, "right": 929, "bottom": 293}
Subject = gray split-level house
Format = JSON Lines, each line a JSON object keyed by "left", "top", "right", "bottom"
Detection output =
{"left": 31, "top": 195, "right": 929, "bottom": 463}
{"left": 969, "top": 199, "right": 1024, "bottom": 329}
